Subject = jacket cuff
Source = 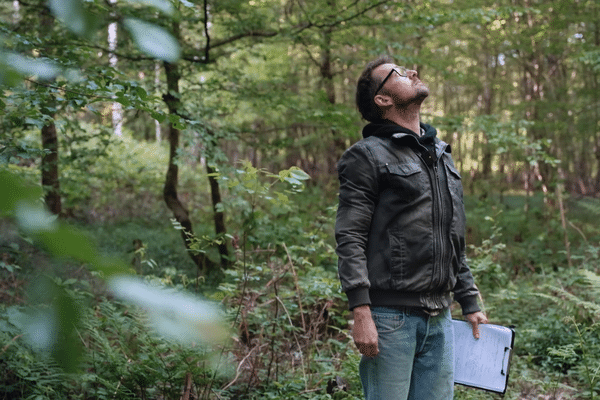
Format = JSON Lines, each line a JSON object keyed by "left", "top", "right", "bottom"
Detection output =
{"left": 457, "top": 295, "right": 481, "bottom": 315}
{"left": 346, "top": 287, "right": 371, "bottom": 310}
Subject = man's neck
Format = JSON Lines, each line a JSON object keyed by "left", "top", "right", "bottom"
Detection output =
{"left": 384, "top": 105, "right": 422, "bottom": 136}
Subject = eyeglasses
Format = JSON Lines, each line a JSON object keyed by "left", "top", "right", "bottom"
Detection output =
{"left": 374, "top": 67, "right": 409, "bottom": 96}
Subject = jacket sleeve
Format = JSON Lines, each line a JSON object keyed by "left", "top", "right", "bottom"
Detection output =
{"left": 335, "top": 143, "right": 379, "bottom": 310}
{"left": 452, "top": 211, "right": 481, "bottom": 315}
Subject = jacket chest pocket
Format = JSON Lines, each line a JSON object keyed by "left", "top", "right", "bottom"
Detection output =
{"left": 445, "top": 163, "right": 463, "bottom": 203}
{"left": 383, "top": 162, "right": 427, "bottom": 203}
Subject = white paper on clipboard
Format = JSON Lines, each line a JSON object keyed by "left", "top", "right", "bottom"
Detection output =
{"left": 453, "top": 320, "right": 515, "bottom": 394}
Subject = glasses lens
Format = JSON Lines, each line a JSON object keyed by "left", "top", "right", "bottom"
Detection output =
{"left": 397, "top": 67, "right": 408, "bottom": 77}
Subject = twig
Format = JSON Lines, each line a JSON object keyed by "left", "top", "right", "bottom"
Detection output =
{"left": 0, "top": 334, "right": 22, "bottom": 356}
{"left": 567, "top": 220, "right": 588, "bottom": 243}
{"left": 283, "top": 243, "right": 306, "bottom": 332}
{"left": 221, "top": 344, "right": 261, "bottom": 391}
{"left": 274, "top": 295, "right": 308, "bottom": 390}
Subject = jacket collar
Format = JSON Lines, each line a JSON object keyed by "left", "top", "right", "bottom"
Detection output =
{"left": 362, "top": 120, "right": 437, "bottom": 140}
{"left": 361, "top": 120, "right": 450, "bottom": 157}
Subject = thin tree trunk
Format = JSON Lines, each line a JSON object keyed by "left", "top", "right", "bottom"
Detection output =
{"left": 206, "top": 163, "right": 230, "bottom": 268}
{"left": 318, "top": 10, "right": 345, "bottom": 174}
{"left": 41, "top": 122, "right": 61, "bottom": 215}
{"left": 155, "top": 62, "right": 162, "bottom": 142}
{"left": 12, "top": 1, "right": 20, "bottom": 24}
{"left": 108, "top": 0, "right": 123, "bottom": 136}
{"left": 40, "top": 5, "right": 61, "bottom": 216}
{"left": 162, "top": 59, "right": 214, "bottom": 273}
{"left": 593, "top": 20, "right": 600, "bottom": 193}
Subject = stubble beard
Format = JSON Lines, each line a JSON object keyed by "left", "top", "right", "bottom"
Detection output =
{"left": 392, "top": 85, "right": 429, "bottom": 109}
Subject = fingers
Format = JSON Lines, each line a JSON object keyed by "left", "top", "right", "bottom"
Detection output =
{"left": 356, "top": 341, "right": 379, "bottom": 358}
{"left": 352, "top": 306, "right": 379, "bottom": 357}
{"left": 466, "top": 311, "right": 488, "bottom": 339}
{"left": 472, "top": 322, "right": 480, "bottom": 340}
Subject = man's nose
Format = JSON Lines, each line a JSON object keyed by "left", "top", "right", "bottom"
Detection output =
{"left": 407, "top": 69, "right": 419, "bottom": 78}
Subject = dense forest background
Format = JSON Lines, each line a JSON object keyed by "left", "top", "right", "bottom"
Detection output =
{"left": 1, "top": 0, "right": 600, "bottom": 399}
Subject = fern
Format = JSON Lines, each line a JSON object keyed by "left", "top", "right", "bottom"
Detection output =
{"left": 536, "top": 269, "right": 600, "bottom": 399}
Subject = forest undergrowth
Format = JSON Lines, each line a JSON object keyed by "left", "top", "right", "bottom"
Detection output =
{"left": 2, "top": 149, "right": 600, "bottom": 400}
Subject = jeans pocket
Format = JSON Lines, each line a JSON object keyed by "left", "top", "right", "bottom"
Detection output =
{"left": 372, "top": 312, "right": 406, "bottom": 333}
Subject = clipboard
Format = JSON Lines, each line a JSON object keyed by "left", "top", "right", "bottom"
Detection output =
{"left": 453, "top": 320, "right": 515, "bottom": 395}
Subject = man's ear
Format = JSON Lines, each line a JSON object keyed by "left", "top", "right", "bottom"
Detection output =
{"left": 374, "top": 94, "right": 392, "bottom": 107}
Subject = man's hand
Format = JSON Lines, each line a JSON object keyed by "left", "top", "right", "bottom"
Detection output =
{"left": 352, "top": 305, "right": 379, "bottom": 357}
{"left": 465, "top": 311, "right": 488, "bottom": 339}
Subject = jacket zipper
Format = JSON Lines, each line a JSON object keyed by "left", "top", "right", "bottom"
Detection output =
{"left": 432, "top": 161, "right": 446, "bottom": 289}
{"left": 419, "top": 143, "right": 448, "bottom": 292}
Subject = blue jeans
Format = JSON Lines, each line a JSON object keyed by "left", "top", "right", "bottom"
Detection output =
{"left": 359, "top": 307, "right": 454, "bottom": 400}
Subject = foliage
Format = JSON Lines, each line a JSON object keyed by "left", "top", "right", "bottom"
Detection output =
{"left": 1, "top": 0, "right": 180, "bottom": 87}
{"left": 0, "top": 290, "right": 216, "bottom": 400}
{"left": 0, "top": 169, "right": 227, "bottom": 376}
{"left": 532, "top": 271, "right": 600, "bottom": 399}
{"left": 467, "top": 212, "right": 509, "bottom": 289}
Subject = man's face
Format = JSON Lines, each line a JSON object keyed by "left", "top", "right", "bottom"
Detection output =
{"left": 372, "top": 63, "right": 429, "bottom": 106}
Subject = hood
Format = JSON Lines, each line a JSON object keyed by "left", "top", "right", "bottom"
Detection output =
{"left": 362, "top": 120, "right": 438, "bottom": 143}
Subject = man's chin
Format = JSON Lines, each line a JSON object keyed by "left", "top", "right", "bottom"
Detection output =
{"left": 415, "top": 88, "right": 429, "bottom": 101}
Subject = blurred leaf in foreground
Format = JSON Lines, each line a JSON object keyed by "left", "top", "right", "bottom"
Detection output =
{"left": 109, "top": 275, "right": 229, "bottom": 345}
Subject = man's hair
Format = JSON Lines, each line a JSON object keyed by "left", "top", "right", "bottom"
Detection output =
{"left": 356, "top": 55, "right": 394, "bottom": 122}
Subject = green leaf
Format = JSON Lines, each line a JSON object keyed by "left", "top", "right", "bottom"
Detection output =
{"left": 135, "top": 86, "right": 148, "bottom": 100}
{"left": 168, "top": 113, "right": 186, "bottom": 129}
{"left": 123, "top": 0, "right": 175, "bottom": 16}
{"left": 123, "top": 18, "right": 181, "bottom": 62}
{"left": 48, "top": 0, "right": 96, "bottom": 39}
{"left": 4, "top": 52, "right": 62, "bottom": 80}
{"left": 289, "top": 168, "right": 310, "bottom": 181}
{"left": 52, "top": 285, "right": 84, "bottom": 373}
{"left": 108, "top": 275, "right": 229, "bottom": 344}
{"left": 15, "top": 203, "right": 59, "bottom": 233}
{"left": 0, "top": 64, "right": 21, "bottom": 87}
{"left": 284, "top": 176, "right": 301, "bottom": 186}
{"left": 37, "top": 224, "right": 96, "bottom": 262}
{"left": 0, "top": 170, "right": 43, "bottom": 216}
{"left": 9, "top": 279, "right": 84, "bottom": 373}
{"left": 150, "top": 110, "right": 167, "bottom": 123}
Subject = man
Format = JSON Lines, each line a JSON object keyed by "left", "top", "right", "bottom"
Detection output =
{"left": 335, "top": 55, "right": 488, "bottom": 400}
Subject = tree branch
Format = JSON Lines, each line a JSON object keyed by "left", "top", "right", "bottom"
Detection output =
{"left": 24, "top": 78, "right": 115, "bottom": 101}
{"left": 71, "top": 42, "right": 157, "bottom": 62}
{"left": 192, "top": 0, "right": 391, "bottom": 58}
{"left": 210, "top": 30, "right": 279, "bottom": 49}
{"left": 292, "top": 0, "right": 391, "bottom": 35}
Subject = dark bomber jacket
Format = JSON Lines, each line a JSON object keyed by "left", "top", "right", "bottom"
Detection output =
{"left": 335, "top": 121, "right": 480, "bottom": 315}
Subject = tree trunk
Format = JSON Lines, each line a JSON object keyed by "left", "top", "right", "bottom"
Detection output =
{"left": 206, "top": 163, "right": 230, "bottom": 268}
{"left": 318, "top": 10, "right": 345, "bottom": 174}
{"left": 162, "top": 59, "right": 215, "bottom": 273}
{"left": 108, "top": 0, "right": 123, "bottom": 136}
{"left": 41, "top": 122, "right": 61, "bottom": 215}
{"left": 40, "top": 4, "right": 61, "bottom": 216}
{"left": 154, "top": 61, "right": 162, "bottom": 142}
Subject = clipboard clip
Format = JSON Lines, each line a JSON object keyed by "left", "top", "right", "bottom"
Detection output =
{"left": 501, "top": 347, "right": 511, "bottom": 376}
